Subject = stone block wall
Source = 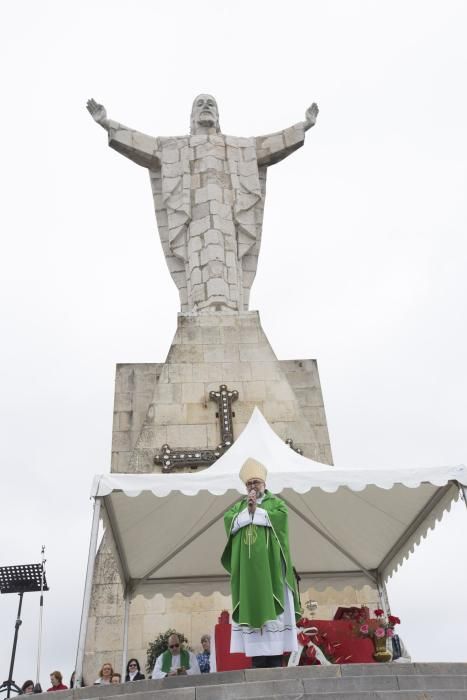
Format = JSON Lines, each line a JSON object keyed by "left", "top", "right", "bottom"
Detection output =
{"left": 112, "top": 363, "right": 163, "bottom": 472}
{"left": 83, "top": 310, "right": 342, "bottom": 681}
{"left": 84, "top": 513, "right": 124, "bottom": 681}
{"left": 111, "top": 312, "right": 333, "bottom": 474}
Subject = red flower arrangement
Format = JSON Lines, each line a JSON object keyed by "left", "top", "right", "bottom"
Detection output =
{"left": 358, "top": 609, "right": 400, "bottom": 640}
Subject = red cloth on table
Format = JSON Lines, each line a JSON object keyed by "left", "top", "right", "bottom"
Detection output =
{"left": 215, "top": 621, "right": 252, "bottom": 671}
{"left": 215, "top": 618, "right": 375, "bottom": 670}
{"left": 311, "top": 620, "right": 374, "bottom": 663}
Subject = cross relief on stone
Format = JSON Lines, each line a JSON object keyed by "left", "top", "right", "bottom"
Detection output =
{"left": 154, "top": 384, "right": 238, "bottom": 472}
{"left": 154, "top": 384, "right": 304, "bottom": 473}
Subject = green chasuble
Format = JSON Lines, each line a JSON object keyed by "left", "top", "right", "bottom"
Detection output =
{"left": 160, "top": 648, "right": 190, "bottom": 674}
{"left": 221, "top": 491, "right": 301, "bottom": 629}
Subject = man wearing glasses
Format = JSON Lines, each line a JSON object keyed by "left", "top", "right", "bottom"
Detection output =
{"left": 151, "top": 634, "right": 200, "bottom": 678}
{"left": 221, "top": 458, "right": 300, "bottom": 668}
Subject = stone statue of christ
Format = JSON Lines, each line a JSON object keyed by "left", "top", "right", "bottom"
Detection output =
{"left": 87, "top": 94, "right": 318, "bottom": 313}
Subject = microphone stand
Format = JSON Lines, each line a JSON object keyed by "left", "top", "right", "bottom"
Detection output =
{"left": 35, "top": 547, "right": 46, "bottom": 687}
{"left": 0, "top": 593, "right": 24, "bottom": 698}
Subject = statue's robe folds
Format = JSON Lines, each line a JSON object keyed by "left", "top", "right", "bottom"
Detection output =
{"left": 107, "top": 121, "right": 307, "bottom": 313}
{"left": 221, "top": 491, "right": 301, "bottom": 657}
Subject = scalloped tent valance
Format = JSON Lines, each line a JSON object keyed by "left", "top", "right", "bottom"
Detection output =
{"left": 90, "top": 408, "right": 467, "bottom": 592}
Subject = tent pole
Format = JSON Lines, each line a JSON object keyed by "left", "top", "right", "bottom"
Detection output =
{"left": 376, "top": 574, "right": 391, "bottom": 616}
{"left": 75, "top": 497, "right": 101, "bottom": 688}
{"left": 121, "top": 586, "right": 131, "bottom": 677}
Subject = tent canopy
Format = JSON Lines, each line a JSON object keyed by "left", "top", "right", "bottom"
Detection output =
{"left": 91, "top": 409, "right": 467, "bottom": 595}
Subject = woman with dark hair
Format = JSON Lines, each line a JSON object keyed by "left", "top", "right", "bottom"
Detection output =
{"left": 125, "top": 658, "right": 145, "bottom": 682}
{"left": 21, "top": 680, "right": 34, "bottom": 694}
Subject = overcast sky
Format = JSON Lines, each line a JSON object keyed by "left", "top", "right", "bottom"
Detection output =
{"left": 1, "top": 0, "right": 466, "bottom": 688}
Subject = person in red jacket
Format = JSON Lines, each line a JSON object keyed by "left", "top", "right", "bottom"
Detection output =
{"left": 47, "top": 671, "right": 68, "bottom": 692}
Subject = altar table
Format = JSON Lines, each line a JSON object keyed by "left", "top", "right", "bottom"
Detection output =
{"left": 214, "top": 618, "right": 375, "bottom": 671}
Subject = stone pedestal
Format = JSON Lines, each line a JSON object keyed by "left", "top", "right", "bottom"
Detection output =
{"left": 112, "top": 311, "right": 332, "bottom": 474}
{"left": 83, "top": 311, "right": 362, "bottom": 680}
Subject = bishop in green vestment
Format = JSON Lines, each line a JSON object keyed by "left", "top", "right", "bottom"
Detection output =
{"left": 221, "top": 458, "right": 301, "bottom": 668}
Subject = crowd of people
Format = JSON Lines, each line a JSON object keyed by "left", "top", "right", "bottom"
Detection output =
{"left": 20, "top": 671, "right": 70, "bottom": 695}
{"left": 18, "top": 634, "right": 211, "bottom": 693}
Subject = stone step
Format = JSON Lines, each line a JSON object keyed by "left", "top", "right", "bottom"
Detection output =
{"left": 65, "top": 665, "right": 467, "bottom": 700}
{"left": 73, "top": 663, "right": 467, "bottom": 699}
{"left": 303, "top": 674, "right": 467, "bottom": 693}
{"left": 297, "top": 694, "right": 467, "bottom": 700}
{"left": 74, "top": 670, "right": 246, "bottom": 698}
{"left": 243, "top": 663, "right": 467, "bottom": 680}
{"left": 193, "top": 678, "right": 467, "bottom": 699}
{"left": 340, "top": 663, "right": 467, "bottom": 677}
{"left": 77, "top": 690, "right": 467, "bottom": 700}
{"left": 75, "top": 678, "right": 467, "bottom": 700}
{"left": 255, "top": 694, "right": 467, "bottom": 699}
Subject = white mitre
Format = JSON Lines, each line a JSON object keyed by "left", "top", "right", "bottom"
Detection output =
{"left": 239, "top": 458, "right": 267, "bottom": 484}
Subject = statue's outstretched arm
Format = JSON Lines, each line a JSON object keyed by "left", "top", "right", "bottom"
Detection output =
{"left": 256, "top": 102, "right": 319, "bottom": 167}
{"left": 304, "top": 103, "right": 319, "bottom": 131}
{"left": 86, "top": 98, "right": 161, "bottom": 169}
{"left": 86, "top": 98, "right": 112, "bottom": 130}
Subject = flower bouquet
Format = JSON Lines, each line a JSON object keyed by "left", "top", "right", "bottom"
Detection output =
{"left": 358, "top": 609, "right": 400, "bottom": 662}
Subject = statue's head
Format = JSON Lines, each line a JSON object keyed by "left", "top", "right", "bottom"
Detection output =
{"left": 191, "top": 94, "right": 220, "bottom": 134}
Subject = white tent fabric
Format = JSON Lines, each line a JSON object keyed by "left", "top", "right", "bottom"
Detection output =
{"left": 90, "top": 409, "right": 467, "bottom": 594}
{"left": 76, "top": 410, "right": 467, "bottom": 681}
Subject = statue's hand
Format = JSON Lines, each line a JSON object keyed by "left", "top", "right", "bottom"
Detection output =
{"left": 305, "top": 102, "right": 319, "bottom": 129}
{"left": 86, "top": 98, "right": 108, "bottom": 126}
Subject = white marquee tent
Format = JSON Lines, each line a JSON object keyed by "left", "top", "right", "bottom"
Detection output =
{"left": 76, "top": 408, "right": 467, "bottom": 677}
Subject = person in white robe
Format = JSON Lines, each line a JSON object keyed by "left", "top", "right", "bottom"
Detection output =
{"left": 151, "top": 634, "right": 200, "bottom": 679}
